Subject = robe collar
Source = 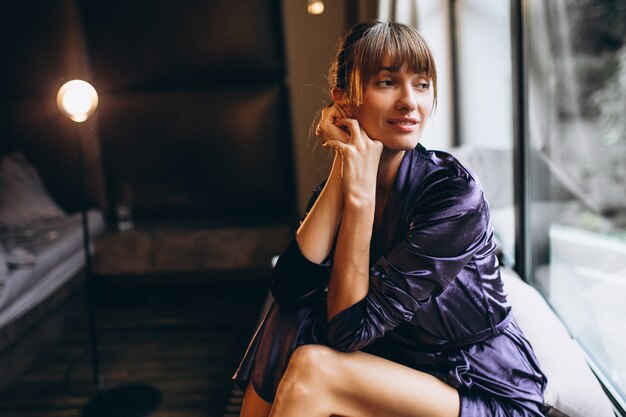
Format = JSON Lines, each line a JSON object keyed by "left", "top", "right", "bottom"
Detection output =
{"left": 371, "top": 144, "right": 428, "bottom": 262}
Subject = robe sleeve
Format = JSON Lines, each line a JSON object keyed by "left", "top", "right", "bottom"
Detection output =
{"left": 270, "top": 183, "right": 331, "bottom": 308}
{"left": 325, "top": 172, "right": 491, "bottom": 352}
{"left": 270, "top": 238, "right": 331, "bottom": 308}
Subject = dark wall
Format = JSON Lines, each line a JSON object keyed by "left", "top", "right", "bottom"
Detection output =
{"left": 0, "top": 0, "right": 102, "bottom": 210}
{"left": 0, "top": 0, "right": 296, "bottom": 225}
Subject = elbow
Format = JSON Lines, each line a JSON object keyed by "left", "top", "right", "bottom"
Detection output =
{"left": 269, "top": 283, "right": 288, "bottom": 307}
{"left": 270, "top": 278, "right": 323, "bottom": 310}
{"left": 269, "top": 282, "right": 302, "bottom": 309}
{"left": 325, "top": 327, "right": 369, "bottom": 353}
{"left": 324, "top": 297, "right": 376, "bottom": 352}
{"left": 326, "top": 336, "right": 361, "bottom": 353}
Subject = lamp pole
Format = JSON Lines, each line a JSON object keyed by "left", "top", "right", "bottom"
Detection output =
{"left": 57, "top": 80, "right": 161, "bottom": 417}
{"left": 56, "top": 79, "right": 102, "bottom": 389}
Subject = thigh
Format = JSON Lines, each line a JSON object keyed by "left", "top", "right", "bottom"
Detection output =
{"left": 240, "top": 384, "right": 271, "bottom": 417}
{"left": 313, "top": 347, "right": 460, "bottom": 417}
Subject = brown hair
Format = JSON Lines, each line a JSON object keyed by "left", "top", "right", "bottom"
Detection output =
{"left": 328, "top": 21, "right": 437, "bottom": 109}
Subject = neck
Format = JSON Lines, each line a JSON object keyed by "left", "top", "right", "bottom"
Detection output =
{"left": 373, "top": 147, "right": 405, "bottom": 232}
{"left": 377, "top": 148, "right": 405, "bottom": 194}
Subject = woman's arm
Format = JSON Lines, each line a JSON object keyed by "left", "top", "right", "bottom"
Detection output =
{"left": 269, "top": 155, "right": 341, "bottom": 307}
{"left": 280, "top": 106, "right": 382, "bottom": 317}
{"left": 295, "top": 152, "right": 343, "bottom": 264}
{"left": 295, "top": 103, "right": 354, "bottom": 264}
{"left": 323, "top": 118, "right": 383, "bottom": 320}
{"left": 270, "top": 105, "right": 350, "bottom": 307}
{"left": 327, "top": 194, "right": 374, "bottom": 320}
{"left": 325, "top": 174, "right": 489, "bottom": 352}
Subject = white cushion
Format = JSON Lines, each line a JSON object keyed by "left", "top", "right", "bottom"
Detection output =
{"left": 0, "top": 244, "right": 7, "bottom": 284}
{"left": 501, "top": 267, "right": 615, "bottom": 417}
{"left": 0, "top": 152, "right": 65, "bottom": 229}
{"left": 450, "top": 145, "right": 513, "bottom": 209}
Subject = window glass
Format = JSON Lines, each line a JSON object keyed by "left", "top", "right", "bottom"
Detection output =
{"left": 415, "top": 0, "right": 454, "bottom": 151}
{"left": 453, "top": 0, "right": 515, "bottom": 265}
{"left": 526, "top": 0, "right": 626, "bottom": 402}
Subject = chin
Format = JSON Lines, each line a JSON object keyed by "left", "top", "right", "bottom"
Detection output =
{"left": 382, "top": 136, "right": 421, "bottom": 151}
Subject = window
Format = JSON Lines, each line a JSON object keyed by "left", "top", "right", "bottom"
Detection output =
{"left": 417, "top": 0, "right": 626, "bottom": 409}
{"left": 454, "top": 0, "right": 516, "bottom": 266}
{"left": 417, "top": 1, "right": 517, "bottom": 266}
{"left": 525, "top": 0, "right": 626, "bottom": 407}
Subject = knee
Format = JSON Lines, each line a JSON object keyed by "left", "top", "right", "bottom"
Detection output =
{"left": 287, "top": 344, "right": 335, "bottom": 382}
{"left": 275, "top": 344, "right": 337, "bottom": 401}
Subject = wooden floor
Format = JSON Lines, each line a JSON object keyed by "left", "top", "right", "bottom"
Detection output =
{"left": 0, "top": 272, "right": 270, "bottom": 417}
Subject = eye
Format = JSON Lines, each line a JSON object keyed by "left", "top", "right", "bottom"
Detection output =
{"left": 413, "top": 81, "right": 430, "bottom": 91}
{"left": 376, "top": 78, "right": 394, "bottom": 87}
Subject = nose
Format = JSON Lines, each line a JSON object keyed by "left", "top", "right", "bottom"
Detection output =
{"left": 396, "top": 83, "right": 417, "bottom": 111}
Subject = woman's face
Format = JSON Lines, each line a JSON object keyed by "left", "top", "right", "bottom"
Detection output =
{"left": 351, "top": 59, "right": 434, "bottom": 150}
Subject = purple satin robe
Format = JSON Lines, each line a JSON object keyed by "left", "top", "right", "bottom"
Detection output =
{"left": 233, "top": 144, "right": 546, "bottom": 416}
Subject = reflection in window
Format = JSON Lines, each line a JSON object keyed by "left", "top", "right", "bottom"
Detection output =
{"left": 526, "top": 0, "right": 626, "bottom": 405}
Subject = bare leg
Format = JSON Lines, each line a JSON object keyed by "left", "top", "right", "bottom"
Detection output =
{"left": 240, "top": 384, "right": 272, "bottom": 417}
{"left": 269, "top": 344, "right": 460, "bottom": 417}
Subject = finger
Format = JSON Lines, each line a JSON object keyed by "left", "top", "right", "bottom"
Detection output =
{"left": 316, "top": 106, "right": 339, "bottom": 136}
{"left": 317, "top": 111, "right": 351, "bottom": 144}
{"left": 334, "top": 103, "right": 349, "bottom": 119}
{"left": 334, "top": 118, "right": 362, "bottom": 144}
{"left": 326, "top": 104, "right": 352, "bottom": 128}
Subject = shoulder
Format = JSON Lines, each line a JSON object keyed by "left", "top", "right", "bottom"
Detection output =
{"left": 402, "top": 147, "right": 492, "bottom": 254}
{"left": 413, "top": 145, "right": 485, "bottom": 212}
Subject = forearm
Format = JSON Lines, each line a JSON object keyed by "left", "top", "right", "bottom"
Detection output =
{"left": 327, "top": 198, "right": 374, "bottom": 320}
{"left": 295, "top": 154, "right": 344, "bottom": 264}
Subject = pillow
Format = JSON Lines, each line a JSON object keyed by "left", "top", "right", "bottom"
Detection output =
{"left": 0, "top": 244, "right": 7, "bottom": 283}
{"left": 0, "top": 151, "right": 65, "bottom": 229}
{"left": 450, "top": 145, "right": 513, "bottom": 209}
{"left": 500, "top": 267, "right": 615, "bottom": 417}
{"left": 489, "top": 206, "right": 515, "bottom": 265}
{"left": 6, "top": 246, "right": 37, "bottom": 268}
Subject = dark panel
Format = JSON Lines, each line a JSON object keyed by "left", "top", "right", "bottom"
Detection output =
{"left": 78, "top": 0, "right": 286, "bottom": 92}
{"left": 0, "top": 1, "right": 74, "bottom": 100}
{"left": 99, "top": 84, "right": 294, "bottom": 222}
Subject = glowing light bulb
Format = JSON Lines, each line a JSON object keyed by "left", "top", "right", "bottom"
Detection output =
{"left": 57, "top": 80, "right": 98, "bottom": 122}
{"left": 307, "top": 0, "right": 324, "bottom": 15}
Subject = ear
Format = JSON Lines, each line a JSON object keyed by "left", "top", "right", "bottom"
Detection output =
{"left": 331, "top": 88, "right": 344, "bottom": 104}
{"left": 331, "top": 88, "right": 352, "bottom": 115}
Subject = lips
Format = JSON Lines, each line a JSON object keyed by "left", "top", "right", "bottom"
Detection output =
{"left": 387, "top": 118, "right": 418, "bottom": 131}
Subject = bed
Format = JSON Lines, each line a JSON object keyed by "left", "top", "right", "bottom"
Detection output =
{"left": 0, "top": 151, "right": 105, "bottom": 388}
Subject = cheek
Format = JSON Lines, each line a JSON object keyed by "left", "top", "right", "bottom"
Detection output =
{"left": 355, "top": 107, "right": 382, "bottom": 132}
{"left": 353, "top": 103, "right": 373, "bottom": 124}
{"left": 419, "top": 96, "right": 434, "bottom": 117}
{"left": 358, "top": 100, "right": 385, "bottom": 121}
{"left": 422, "top": 91, "right": 435, "bottom": 111}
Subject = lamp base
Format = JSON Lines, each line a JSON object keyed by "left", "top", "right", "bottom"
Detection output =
{"left": 81, "top": 383, "right": 161, "bottom": 417}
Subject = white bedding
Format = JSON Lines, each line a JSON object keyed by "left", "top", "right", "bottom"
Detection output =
{"left": 0, "top": 210, "right": 104, "bottom": 329}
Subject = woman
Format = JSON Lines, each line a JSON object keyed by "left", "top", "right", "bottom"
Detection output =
{"left": 233, "top": 21, "right": 546, "bottom": 417}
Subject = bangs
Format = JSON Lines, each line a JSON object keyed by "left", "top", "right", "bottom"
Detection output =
{"left": 345, "top": 22, "right": 437, "bottom": 107}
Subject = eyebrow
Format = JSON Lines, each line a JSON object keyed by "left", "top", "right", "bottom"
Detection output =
{"left": 377, "top": 67, "right": 429, "bottom": 78}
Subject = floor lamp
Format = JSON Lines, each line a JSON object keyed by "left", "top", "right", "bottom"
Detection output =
{"left": 57, "top": 80, "right": 162, "bottom": 417}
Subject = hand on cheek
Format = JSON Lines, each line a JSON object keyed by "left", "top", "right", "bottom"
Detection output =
{"left": 323, "top": 117, "right": 383, "bottom": 207}
{"left": 315, "top": 103, "right": 352, "bottom": 145}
